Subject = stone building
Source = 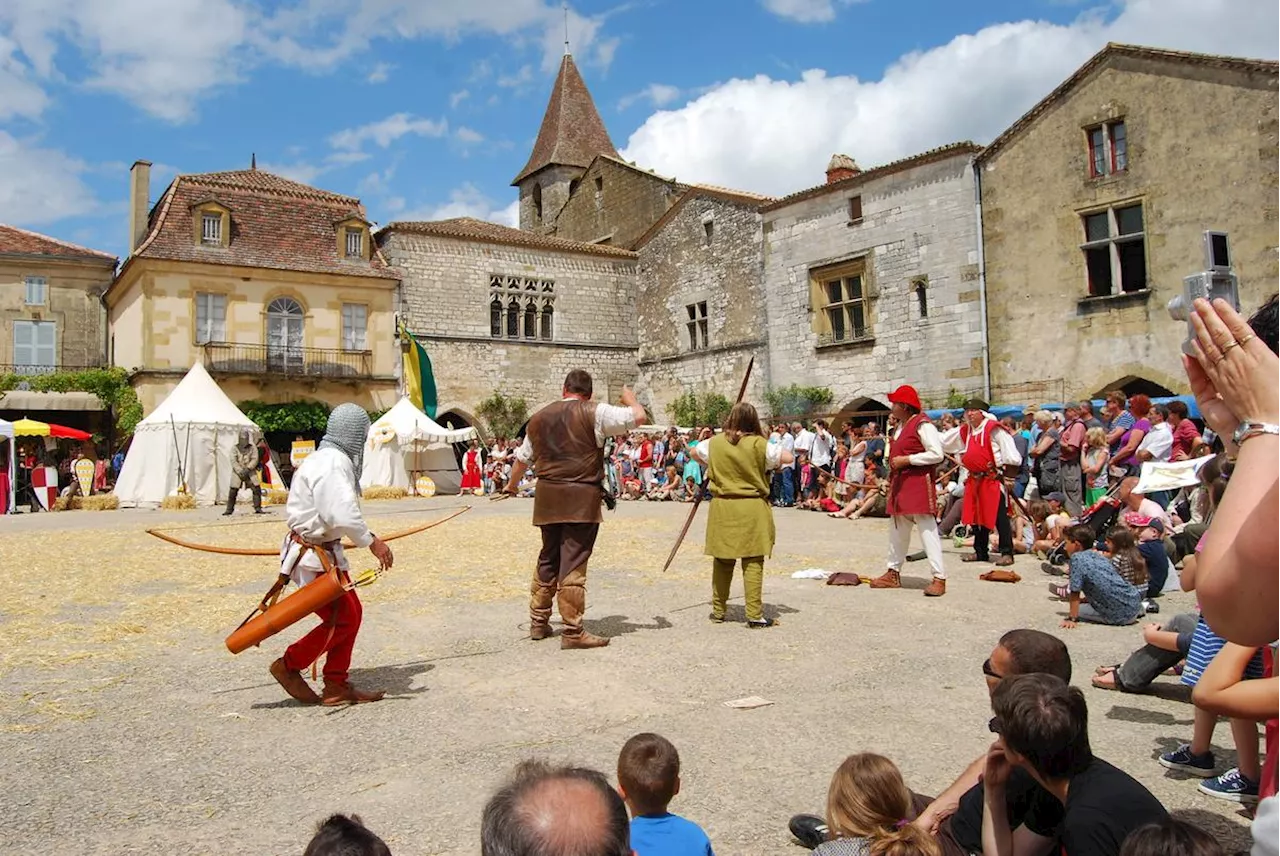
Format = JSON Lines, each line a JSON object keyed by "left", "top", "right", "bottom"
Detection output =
{"left": 978, "top": 43, "right": 1279, "bottom": 403}
{"left": 107, "top": 162, "right": 401, "bottom": 415}
{"left": 760, "top": 144, "right": 986, "bottom": 417}
{"left": 378, "top": 218, "right": 639, "bottom": 430}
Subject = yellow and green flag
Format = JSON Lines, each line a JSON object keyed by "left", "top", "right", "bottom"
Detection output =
{"left": 400, "top": 322, "right": 438, "bottom": 418}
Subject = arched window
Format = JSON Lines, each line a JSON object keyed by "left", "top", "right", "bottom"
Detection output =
{"left": 266, "top": 297, "right": 305, "bottom": 371}
{"left": 532, "top": 183, "right": 543, "bottom": 223}
{"left": 523, "top": 300, "right": 537, "bottom": 339}
{"left": 490, "top": 296, "right": 503, "bottom": 338}
{"left": 540, "top": 301, "right": 554, "bottom": 340}
{"left": 506, "top": 297, "right": 520, "bottom": 337}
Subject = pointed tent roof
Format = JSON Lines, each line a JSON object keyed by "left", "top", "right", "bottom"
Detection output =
{"left": 511, "top": 53, "right": 619, "bottom": 185}
{"left": 369, "top": 398, "right": 477, "bottom": 448}
{"left": 134, "top": 362, "right": 258, "bottom": 432}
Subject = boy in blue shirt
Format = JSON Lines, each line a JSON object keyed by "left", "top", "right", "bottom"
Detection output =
{"left": 617, "top": 733, "right": 714, "bottom": 856}
{"left": 1058, "top": 525, "right": 1142, "bottom": 629}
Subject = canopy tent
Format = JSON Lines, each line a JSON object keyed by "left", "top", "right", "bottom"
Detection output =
{"left": 113, "top": 363, "right": 260, "bottom": 507}
{"left": 361, "top": 398, "right": 477, "bottom": 496}
{"left": 927, "top": 395, "right": 1201, "bottom": 422}
{"left": 0, "top": 418, "right": 13, "bottom": 514}
{"left": 9, "top": 417, "right": 93, "bottom": 439}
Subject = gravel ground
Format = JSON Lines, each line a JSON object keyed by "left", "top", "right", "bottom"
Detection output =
{"left": 0, "top": 498, "right": 1257, "bottom": 855}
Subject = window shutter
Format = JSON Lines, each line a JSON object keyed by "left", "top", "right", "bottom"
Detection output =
{"left": 809, "top": 276, "right": 832, "bottom": 337}
{"left": 213, "top": 294, "right": 226, "bottom": 341}
{"left": 13, "top": 322, "right": 34, "bottom": 364}
{"left": 35, "top": 322, "right": 56, "bottom": 366}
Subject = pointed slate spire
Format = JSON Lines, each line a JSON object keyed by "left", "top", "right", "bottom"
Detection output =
{"left": 511, "top": 53, "right": 619, "bottom": 185}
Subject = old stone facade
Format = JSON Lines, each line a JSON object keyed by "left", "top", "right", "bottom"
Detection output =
{"left": 761, "top": 144, "right": 986, "bottom": 415}
{"left": 553, "top": 156, "right": 684, "bottom": 249}
{"left": 635, "top": 191, "right": 770, "bottom": 421}
{"left": 979, "top": 45, "right": 1279, "bottom": 403}
{"left": 379, "top": 220, "right": 639, "bottom": 428}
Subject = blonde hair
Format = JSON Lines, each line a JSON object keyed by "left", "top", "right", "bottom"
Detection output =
{"left": 825, "top": 754, "right": 942, "bottom": 856}
{"left": 1034, "top": 409, "right": 1054, "bottom": 427}
{"left": 1085, "top": 426, "right": 1107, "bottom": 448}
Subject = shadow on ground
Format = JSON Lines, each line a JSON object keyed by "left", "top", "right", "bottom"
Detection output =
{"left": 1105, "top": 704, "right": 1195, "bottom": 727}
{"left": 584, "top": 614, "right": 674, "bottom": 637}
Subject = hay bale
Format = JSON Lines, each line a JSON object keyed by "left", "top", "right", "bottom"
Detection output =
{"left": 363, "top": 486, "right": 408, "bottom": 501}
{"left": 82, "top": 495, "right": 119, "bottom": 512}
{"left": 53, "top": 496, "right": 74, "bottom": 512}
{"left": 264, "top": 489, "right": 289, "bottom": 506}
{"left": 160, "top": 494, "right": 197, "bottom": 511}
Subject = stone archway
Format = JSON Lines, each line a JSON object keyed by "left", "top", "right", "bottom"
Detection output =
{"left": 1090, "top": 375, "right": 1179, "bottom": 399}
{"left": 436, "top": 408, "right": 481, "bottom": 468}
{"left": 834, "top": 396, "right": 890, "bottom": 426}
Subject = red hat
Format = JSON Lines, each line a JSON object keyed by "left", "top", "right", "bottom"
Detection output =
{"left": 887, "top": 385, "right": 922, "bottom": 411}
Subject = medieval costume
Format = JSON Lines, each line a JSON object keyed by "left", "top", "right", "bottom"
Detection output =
{"left": 870, "top": 385, "right": 946, "bottom": 596}
{"left": 459, "top": 442, "right": 483, "bottom": 493}
{"left": 224, "top": 430, "right": 264, "bottom": 516}
{"left": 269, "top": 404, "right": 386, "bottom": 706}
{"left": 691, "top": 405, "right": 787, "bottom": 628}
{"left": 509, "top": 374, "right": 638, "bottom": 649}
{"left": 942, "top": 400, "right": 1022, "bottom": 566}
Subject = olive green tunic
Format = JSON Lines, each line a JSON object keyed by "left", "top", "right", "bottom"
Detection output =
{"left": 704, "top": 434, "right": 776, "bottom": 559}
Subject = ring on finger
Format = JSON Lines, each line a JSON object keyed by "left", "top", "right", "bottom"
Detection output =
{"left": 1214, "top": 353, "right": 1230, "bottom": 366}
{"left": 1239, "top": 333, "right": 1256, "bottom": 346}
{"left": 1220, "top": 339, "right": 1240, "bottom": 354}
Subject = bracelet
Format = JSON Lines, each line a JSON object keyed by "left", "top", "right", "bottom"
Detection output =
{"left": 1063, "top": 616, "right": 1078, "bottom": 623}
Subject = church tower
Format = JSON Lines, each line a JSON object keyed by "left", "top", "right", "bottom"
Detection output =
{"left": 512, "top": 53, "right": 618, "bottom": 234}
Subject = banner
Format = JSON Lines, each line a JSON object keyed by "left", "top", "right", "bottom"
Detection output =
{"left": 401, "top": 323, "right": 439, "bottom": 419}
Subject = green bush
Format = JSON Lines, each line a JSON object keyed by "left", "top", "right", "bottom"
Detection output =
{"left": 666, "top": 390, "right": 732, "bottom": 428}
{"left": 477, "top": 391, "right": 530, "bottom": 440}
{"left": 238, "top": 400, "right": 332, "bottom": 434}
{"left": 0, "top": 367, "right": 143, "bottom": 436}
{"left": 763, "top": 384, "right": 833, "bottom": 419}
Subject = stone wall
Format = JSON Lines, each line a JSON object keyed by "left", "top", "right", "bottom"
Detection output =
{"left": 761, "top": 153, "right": 984, "bottom": 412}
{"left": 981, "top": 57, "right": 1279, "bottom": 401}
{"left": 0, "top": 257, "right": 113, "bottom": 369}
{"left": 553, "top": 158, "right": 682, "bottom": 249}
{"left": 636, "top": 193, "right": 770, "bottom": 420}
{"left": 517, "top": 164, "right": 583, "bottom": 235}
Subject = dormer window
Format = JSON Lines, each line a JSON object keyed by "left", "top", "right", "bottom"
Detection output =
{"left": 192, "top": 201, "right": 230, "bottom": 248}
{"left": 334, "top": 217, "right": 370, "bottom": 260}
{"left": 345, "top": 227, "right": 363, "bottom": 258}
{"left": 201, "top": 213, "right": 222, "bottom": 246}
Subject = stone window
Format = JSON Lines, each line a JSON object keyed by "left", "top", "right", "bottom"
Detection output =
{"left": 344, "top": 228, "right": 364, "bottom": 259}
{"left": 812, "top": 260, "right": 873, "bottom": 344}
{"left": 342, "top": 303, "right": 367, "bottom": 350}
{"left": 685, "top": 301, "right": 708, "bottom": 351}
{"left": 201, "top": 213, "right": 222, "bottom": 246}
{"left": 532, "top": 184, "right": 543, "bottom": 224}
{"left": 194, "top": 292, "right": 226, "bottom": 344}
{"left": 594, "top": 176, "right": 603, "bottom": 192}
{"left": 1080, "top": 203, "right": 1146, "bottom": 296}
{"left": 912, "top": 277, "right": 928, "bottom": 319}
{"left": 23, "top": 275, "right": 47, "bottom": 306}
{"left": 1086, "top": 120, "right": 1127, "bottom": 178}
{"left": 848, "top": 195, "right": 863, "bottom": 224}
{"left": 703, "top": 218, "right": 714, "bottom": 245}
{"left": 490, "top": 275, "right": 555, "bottom": 342}
{"left": 13, "top": 320, "right": 56, "bottom": 372}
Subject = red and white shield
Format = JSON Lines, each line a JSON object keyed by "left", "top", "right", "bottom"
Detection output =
{"left": 30, "top": 466, "right": 58, "bottom": 511}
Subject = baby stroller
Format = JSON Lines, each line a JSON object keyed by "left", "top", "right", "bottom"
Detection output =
{"left": 1044, "top": 484, "right": 1124, "bottom": 567}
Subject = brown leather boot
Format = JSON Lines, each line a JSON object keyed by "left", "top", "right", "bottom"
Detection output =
{"left": 923, "top": 577, "right": 947, "bottom": 597}
{"left": 557, "top": 583, "right": 610, "bottom": 649}
{"left": 321, "top": 680, "right": 385, "bottom": 706}
{"left": 529, "top": 578, "right": 555, "bottom": 641}
{"left": 270, "top": 657, "right": 320, "bottom": 705}
{"left": 868, "top": 569, "right": 901, "bottom": 589}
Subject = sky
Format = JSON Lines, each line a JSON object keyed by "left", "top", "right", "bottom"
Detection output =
{"left": 0, "top": 0, "right": 1276, "bottom": 261}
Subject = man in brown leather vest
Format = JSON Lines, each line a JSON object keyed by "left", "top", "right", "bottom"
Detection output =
{"left": 505, "top": 370, "right": 646, "bottom": 649}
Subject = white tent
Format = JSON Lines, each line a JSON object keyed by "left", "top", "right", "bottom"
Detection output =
{"left": 114, "top": 363, "right": 260, "bottom": 507}
{"left": 361, "top": 398, "right": 477, "bottom": 495}
{"left": 0, "top": 418, "right": 13, "bottom": 514}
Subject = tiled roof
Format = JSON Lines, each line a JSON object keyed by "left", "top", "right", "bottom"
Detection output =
{"left": 512, "top": 54, "right": 619, "bottom": 185}
{"left": 632, "top": 187, "right": 773, "bottom": 251}
{"left": 125, "top": 169, "right": 398, "bottom": 281}
{"left": 592, "top": 154, "right": 775, "bottom": 207}
{"left": 978, "top": 43, "right": 1279, "bottom": 163}
{"left": 379, "top": 217, "right": 638, "bottom": 259}
{"left": 760, "top": 142, "right": 982, "bottom": 212}
{"left": 0, "top": 223, "right": 116, "bottom": 262}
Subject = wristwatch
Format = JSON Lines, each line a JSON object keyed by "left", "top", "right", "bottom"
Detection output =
{"left": 1231, "top": 421, "right": 1280, "bottom": 447}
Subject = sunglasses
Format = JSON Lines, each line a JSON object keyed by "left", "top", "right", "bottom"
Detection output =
{"left": 982, "top": 658, "right": 1003, "bottom": 680}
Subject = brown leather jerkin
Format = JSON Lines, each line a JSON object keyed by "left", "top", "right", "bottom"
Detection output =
{"left": 528, "top": 399, "right": 605, "bottom": 526}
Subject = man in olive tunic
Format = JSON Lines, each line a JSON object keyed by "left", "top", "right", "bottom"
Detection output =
{"left": 505, "top": 370, "right": 646, "bottom": 649}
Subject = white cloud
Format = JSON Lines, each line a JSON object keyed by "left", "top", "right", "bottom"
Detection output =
{"left": 618, "top": 83, "right": 681, "bottom": 111}
{"left": 498, "top": 64, "right": 534, "bottom": 88}
{"left": 450, "top": 89, "right": 470, "bottom": 108}
{"left": 0, "top": 132, "right": 98, "bottom": 224}
{"left": 0, "top": 34, "right": 48, "bottom": 119}
{"left": 455, "top": 127, "right": 485, "bottom": 144}
{"left": 366, "top": 62, "right": 391, "bottom": 83}
{"left": 329, "top": 113, "right": 449, "bottom": 151}
{"left": 326, "top": 150, "right": 371, "bottom": 166}
{"left": 760, "top": 0, "right": 864, "bottom": 24}
{"left": 256, "top": 160, "right": 325, "bottom": 185}
{"left": 397, "top": 183, "right": 519, "bottom": 226}
{"left": 622, "top": 0, "right": 1279, "bottom": 197}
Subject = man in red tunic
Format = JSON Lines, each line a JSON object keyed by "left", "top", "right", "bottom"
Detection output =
{"left": 942, "top": 399, "right": 1023, "bottom": 568}
{"left": 871, "top": 385, "right": 947, "bottom": 596}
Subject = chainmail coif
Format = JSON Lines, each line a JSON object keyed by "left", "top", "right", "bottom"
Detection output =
{"left": 319, "top": 403, "right": 370, "bottom": 485}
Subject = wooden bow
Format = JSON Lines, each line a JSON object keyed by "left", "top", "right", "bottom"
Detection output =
{"left": 146, "top": 506, "right": 471, "bottom": 556}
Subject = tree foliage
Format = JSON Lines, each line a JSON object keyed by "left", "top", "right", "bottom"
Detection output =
{"left": 238, "top": 399, "right": 332, "bottom": 434}
{"left": 0, "top": 367, "right": 143, "bottom": 436}
{"left": 666, "top": 390, "right": 732, "bottom": 428}
{"left": 764, "top": 384, "right": 834, "bottom": 419}
{"left": 477, "top": 391, "right": 530, "bottom": 440}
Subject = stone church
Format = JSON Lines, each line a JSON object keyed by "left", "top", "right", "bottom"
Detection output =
{"left": 387, "top": 52, "right": 985, "bottom": 431}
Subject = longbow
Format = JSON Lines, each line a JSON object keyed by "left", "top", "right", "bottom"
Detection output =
{"left": 145, "top": 506, "right": 471, "bottom": 556}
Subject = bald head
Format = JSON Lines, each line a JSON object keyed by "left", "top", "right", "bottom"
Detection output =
{"left": 483, "top": 761, "right": 630, "bottom": 856}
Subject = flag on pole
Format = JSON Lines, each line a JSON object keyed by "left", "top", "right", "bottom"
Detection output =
{"left": 400, "top": 322, "right": 438, "bottom": 418}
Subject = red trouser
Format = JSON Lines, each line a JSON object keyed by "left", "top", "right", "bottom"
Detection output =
{"left": 282, "top": 588, "right": 362, "bottom": 682}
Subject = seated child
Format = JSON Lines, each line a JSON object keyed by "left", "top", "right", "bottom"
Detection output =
{"left": 1056, "top": 525, "right": 1142, "bottom": 628}
{"left": 813, "top": 753, "right": 940, "bottom": 856}
{"left": 617, "top": 733, "right": 714, "bottom": 856}
{"left": 303, "top": 814, "right": 391, "bottom": 856}
{"left": 1133, "top": 518, "right": 1172, "bottom": 596}
{"left": 1119, "top": 817, "right": 1224, "bottom": 856}
{"left": 682, "top": 476, "right": 699, "bottom": 501}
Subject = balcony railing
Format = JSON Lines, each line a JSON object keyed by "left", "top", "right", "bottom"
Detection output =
{"left": 201, "top": 343, "right": 373, "bottom": 379}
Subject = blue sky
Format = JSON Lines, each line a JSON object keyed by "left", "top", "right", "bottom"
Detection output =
{"left": 1, "top": 0, "right": 1275, "bottom": 261}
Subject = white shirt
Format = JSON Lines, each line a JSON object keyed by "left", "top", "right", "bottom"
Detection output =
{"left": 691, "top": 436, "right": 786, "bottom": 471}
{"left": 515, "top": 397, "right": 638, "bottom": 464}
{"left": 780, "top": 432, "right": 795, "bottom": 469}
{"left": 1137, "top": 422, "right": 1173, "bottom": 462}
{"left": 280, "top": 447, "right": 373, "bottom": 586}
{"left": 810, "top": 429, "right": 833, "bottom": 467}
{"left": 940, "top": 413, "right": 1023, "bottom": 469}
{"left": 793, "top": 428, "right": 815, "bottom": 453}
{"left": 892, "top": 420, "right": 944, "bottom": 467}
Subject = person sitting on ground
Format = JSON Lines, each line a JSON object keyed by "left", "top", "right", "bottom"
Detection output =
{"left": 482, "top": 760, "right": 631, "bottom": 856}
{"left": 983, "top": 674, "right": 1168, "bottom": 855}
{"left": 829, "top": 471, "right": 888, "bottom": 520}
{"left": 649, "top": 465, "right": 684, "bottom": 501}
{"left": 1119, "top": 818, "right": 1224, "bottom": 856}
{"left": 1093, "top": 616, "right": 1195, "bottom": 692}
{"left": 1131, "top": 518, "right": 1171, "bottom": 597}
{"left": 1100, "top": 527, "right": 1150, "bottom": 609}
{"left": 813, "top": 753, "right": 941, "bottom": 856}
{"left": 1056, "top": 525, "right": 1143, "bottom": 628}
{"left": 303, "top": 814, "right": 392, "bottom": 856}
{"left": 616, "top": 733, "right": 714, "bottom": 856}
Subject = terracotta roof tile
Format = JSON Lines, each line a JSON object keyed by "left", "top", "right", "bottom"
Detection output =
{"left": 978, "top": 43, "right": 1279, "bottom": 164}
{"left": 512, "top": 54, "right": 619, "bottom": 185}
{"left": 127, "top": 170, "right": 398, "bottom": 281}
{"left": 379, "top": 217, "right": 637, "bottom": 259}
{"left": 0, "top": 223, "right": 117, "bottom": 262}
{"left": 761, "top": 142, "right": 982, "bottom": 212}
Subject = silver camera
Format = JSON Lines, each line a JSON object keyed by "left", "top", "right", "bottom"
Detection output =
{"left": 1168, "top": 231, "right": 1240, "bottom": 356}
